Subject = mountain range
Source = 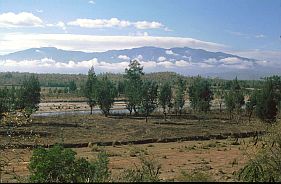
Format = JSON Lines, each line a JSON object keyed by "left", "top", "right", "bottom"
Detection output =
{"left": 0, "top": 46, "right": 279, "bottom": 80}
{"left": 0, "top": 46, "right": 254, "bottom": 63}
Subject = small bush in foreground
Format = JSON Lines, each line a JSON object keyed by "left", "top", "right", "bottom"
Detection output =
{"left": 237, "top": 121, "right": 281, "bottom": 182}
{"left": 177, "top": 170, "right": 214, "bottom": 182}
{"left": 28, "top": 144, "right": 110, "bottom": 183}
{"left": 120, "top": 156, "right": 161, "bottom": 182}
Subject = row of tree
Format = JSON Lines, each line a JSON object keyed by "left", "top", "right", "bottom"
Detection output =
{"left": 83, "top": 60, "right": 187, "bottom": 122}
{"left": 84, "top": 60, "right": 281, "bottom": 123}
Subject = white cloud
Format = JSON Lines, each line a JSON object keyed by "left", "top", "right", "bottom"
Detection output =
{"left": 0, "top": 56, "right": 267, "bottom": 74}
{"left": 231, "top": 50, "right": 281, "bottom": 63}
{"left": 67, "top": 18, "right": 163, "bottom": 30}
{"left": 164, "top": 27, "right": 173, "bottom": 32}
{"left": 0, "top": 58, "right": 129, "bottom": 73}
{"left": 118, "top": 55, "right": 130, "bottom": 60}
{"left": 165, "top": 50, "right": 178, "bottom": 55}
{"left": 220, "top": 57, "right": 241, "bottom": 64}
{"left": 256, "top": 34, "right": 265, "bottom": 38}
{"left": 165, "top": 50, "right": 173, "bottom": 55}
{"left": 67, "top": 18, "right": 131, "bottom": 28}
{"left": 157, "top": 61, "right": 175, "bottom": 68}
{"left": 175, "top": 60, "right": 191, "bottom": 67}
{"left": 46, "top": 21, "right": 67, "bottom": 32}
{"left": 158, "top": 56, "right": 166, "bottom": 62}
{"left": 129, "top": 31, "right": 149, "bottom": 36}
{"left": 56, "top": 21, "right": 66, "bottom": 30}
{"left": 202, "top": 57, "right": 254, "bottom": 69}
{"left": 0, "top": 12, "right": 43, "bottom": 27}
{"left": 0, "top": 33, "right": 227, "bottom": 55}
{"left": 204, "top": 58, "right": 219, "bottom": 64}
{"left": 137, "top": 55, "right": 143, "bottom": 60}
{"left": 133, "top": 21, "right": 163, "bottom": 29}
{"left": 88, "top": 0, "right": 95, "bottom": 4}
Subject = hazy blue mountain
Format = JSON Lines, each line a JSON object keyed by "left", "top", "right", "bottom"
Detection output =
{"left": 0, "top": 46, "right": 254, "bottom": 63}
{"left": 1, "top": 46, "right": 279, "bottom": 80}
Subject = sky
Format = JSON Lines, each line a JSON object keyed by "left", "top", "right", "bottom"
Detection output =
{"left": 0, "top": 0, "right": 280, "bottom": 74}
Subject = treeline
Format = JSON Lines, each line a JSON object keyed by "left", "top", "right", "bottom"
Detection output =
{"left": 0, "top": 75, "right": 41, "bottom": 120}
{"left": 83, "top": 60, "right": 281, "bottom": 123}
{"left": 0, "top": 71, "right": 266, "bottom": 89}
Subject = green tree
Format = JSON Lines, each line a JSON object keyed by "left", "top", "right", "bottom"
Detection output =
{"left": 97, "top": 77, "right": 117, "bottom": 117}
{"left": 18, "top": 75, "right": 41, "bottom": 117}
{"left": 255, "top": 76, "right": 281, "bottom": 123}
{"left": 159, "top": 82, "right": 172, "bottom": 121}
{"left": 124, "top": 60, "right": 144, "bottom": 115}
{"left": 224, "top": 77, "right": 245, "bottom": 121}
{"left": 63, "top": 87, "right": 69, "bottom": 94}
{"left": 174, "top": 78, "right": 185, "bottom": 116}
{"left": 245, "top": 90, "right": 258, "bottom": 123}
{"left": 68, "top": 80, "right": 77, "bottom": 93}
{"left": 188, "top": 77, "right": 213, "bottom": 113}
{"left": 0, "top": 88, "right": 9, "bottom": 119}
{"left": 117, "top": 80, "right": 125, "bottom": 97}
{"left": 84, "top": 66, "right": 98, "bottom": 115}
{"left": 28, "top": 145, "right": 110, "bottom": 183}
{"left": 140, "top": 81, "right": 158, "bottom": 122}
{"left": 214, "top": 87, "right": 225, "bottom": 113}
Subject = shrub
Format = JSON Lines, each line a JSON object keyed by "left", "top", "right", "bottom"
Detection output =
{"left": 237, "top": 121, "right": 281, "bottom": 182}
{"left": 120, "top": 156, "right": 161, "bottom": 182}
{"left": 178, "top": 170, "right": 214, "bottom": 182}
{"left": 28, "top": 145, "right": 110, "bottom": 183}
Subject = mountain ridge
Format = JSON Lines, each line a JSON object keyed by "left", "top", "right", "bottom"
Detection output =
{"left": 0, "top": 46, "right": 255, "bottom": 63}
{"left": 0, "top": 46, "right": 279, "bottom": 80}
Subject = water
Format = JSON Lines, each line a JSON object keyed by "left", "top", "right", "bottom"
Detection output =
{"left": 32, "top": 108, "right": 130, "bottom": 117}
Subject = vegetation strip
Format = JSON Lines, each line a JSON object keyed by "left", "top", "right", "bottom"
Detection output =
{"left": 0, "top": 130, "right": 266, "bottom": 149}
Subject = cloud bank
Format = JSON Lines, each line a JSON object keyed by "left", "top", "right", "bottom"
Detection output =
{"left": 0, "top": 33, "right": 226, "bottom": 55}
{"left": 0, "top": 56, "right": 262, "bottom": 75}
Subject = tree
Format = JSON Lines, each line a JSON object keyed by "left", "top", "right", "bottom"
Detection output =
{"left": 159, "top": 82, "right": 172, "bottom": 121}
{"left": 174, "top": 78, "right": 185, "bottom": 116}
{"left": 28, "top": 145, "right": 110, "bottom": 183}
{"left": 255, "top": 76, "right": 281, "bottom": 123}
{"left": 97, "top": 77, "right": 117, "bottom": 117}
{"left": 224, "top": 77, "right": 245, "bottom": 121}
{"left": 124, "top": 60, "right": 144, "bottom": 115}
{"left": 68, "top": 80, "right": 77, "bottom": 93}
{"left": 245, "top": 90, "right": 258, "bottom": 123}
{"left": 214, "top": 87, "right": 225, "bottom": 113}
{"left": 64, "top": 87, "right": 69, "bottom": 94}
{"left": 18, "top": 75, "right": 41, "bottom": 117}
{"left": 188, "top": 77, "right": 213, "bottom": 113}
{"left": 140, "top": 81, "right": 158, "bottom": 122}
{"left": 0, "top": 88, "right": 9, "bottom": 120}
{"left": 117, "top": 80, "right": 125, "bottom": 97}
{"left": 84, "top": 66, "right": 98, "bottom": 115}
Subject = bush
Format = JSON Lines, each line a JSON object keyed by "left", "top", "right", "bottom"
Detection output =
{"left": 28, "top": 144, "right": 110, "bottom": 183}
{"left": 178, "top": 170, "right": 214, "bottom": 182}
{"left": 237, "top": 122, "right": 281, "bottom": 182}
{"left": 120, "top": 156, "right": 161, "bottom": 182}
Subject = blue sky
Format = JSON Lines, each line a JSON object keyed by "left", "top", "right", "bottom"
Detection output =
{"left": 0, "top": 0, "right": 280, "bottom": 74}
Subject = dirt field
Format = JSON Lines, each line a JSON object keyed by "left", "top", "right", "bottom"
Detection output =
{"left": 1, "top": 137, "right": 261, "bottom": 182}
{"left": 0, "top": 112, "right": 267, "bottom": 182}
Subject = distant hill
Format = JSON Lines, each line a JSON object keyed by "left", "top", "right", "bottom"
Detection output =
{"left": 0, "top": 46, "right": 280, "bottom": 80}
{"left": 0, "top": 46, "right": 254, "bottom": 63}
